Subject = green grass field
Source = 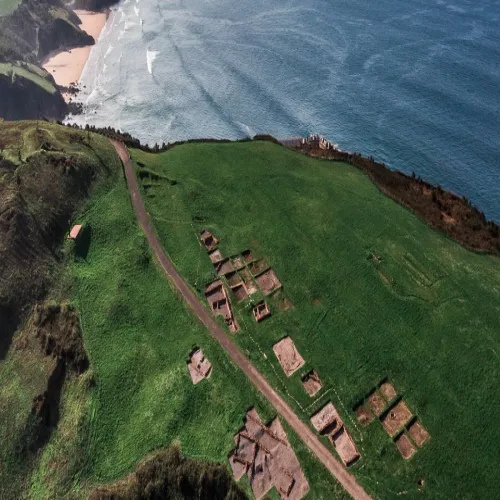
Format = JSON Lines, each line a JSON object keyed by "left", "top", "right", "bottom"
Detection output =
{"left": 130, "top": 140, "right": 500, "bottom": 498}
{"left": 0, "top": 0, "right": 21, "bottom": 16}
{"left": 1, "top": 136, "right": 343, "bottom": 498}
{"left": 0, "top": 63, "right": 57, "bottom": 94}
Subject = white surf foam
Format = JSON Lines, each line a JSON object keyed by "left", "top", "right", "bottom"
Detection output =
{"left": 146, "top": 49, "right": 160, "bottom": 75}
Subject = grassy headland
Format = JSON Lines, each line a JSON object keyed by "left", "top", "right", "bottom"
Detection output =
{"left": 130, "top": 140, "right": 500, "bottom": 498}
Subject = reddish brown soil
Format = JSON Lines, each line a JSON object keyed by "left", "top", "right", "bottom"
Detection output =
{"left": 368, "top": 391, "right": 387, "bottom": 416}
{"left": 204, "top": 279, "right": 239, "bottom": 333}
{"left": 253, "top": 301, "right": 271, "bottom": 322}
{"left": 231, "top": 255, "right": 246, "bottom": 269}
{"left": 312, "top": 298, "right": 321, "bottom": 306}
{"left": 232, "top": 284, "right": 249, "bottom": 302}
{"left": 208, "top": 248, "right": 223, "bottom": 264}
{"left": 381, "top": 401, "right": 413, "bottom": 437}
{"left": 239, "top": 268, "right": 258, "bottom": 295}
{"left": 302, "top": 370, "right": 323, "bottom": 397}
{"left": 215, "top": 258, "right": 234, "bottom": 277}
{"left": 295, "top": 143, "right": 500, "bottom": 256}
{"left": 200, "top": 229, "right": 218, "bottom": 251}
{"left": 278, "top": 296, "right": 294, "bottom": 311}
{"left": 187, "top": 348, "right": 212, "bottom": 384}
{"left": 255, "top": 268, "right": 282, "bottom": 295}
{"left": 329, "top": 427, "right": 360, "bottom": 467}
{"left": 310, "top": 402, "right": 343, "bottom": 435}
{"left": 113, "top": 140, "right": 371, "bottom": 500}
{"left": 407, "top": 419, "right": 430, "bottom": 447}
{"left": 226, "top": 271, "right": 243, "bottom": 288}
{"left": 355, "top": 405, "right": 374, "bottom": 427}
{"left": 242, "top": 249, "right": 253, "bottom": 262}
{"left": 249, "top": 259, "right": 268, "bottom": 276}
{"left": 230, "top": 409, "right": 310, "bottom": 500}
{"left": 379, "top": 382, "right": 397, "bottom": 402}
{"left": 273, "top": 337, "right": 305, "bottom": 377}
{"left": 395, "top": 433, "right": 416, "bottom": 460}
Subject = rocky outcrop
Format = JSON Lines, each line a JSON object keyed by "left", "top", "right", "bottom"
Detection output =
{"left": 0, "top": 72, "right": 68, "bottom": 120}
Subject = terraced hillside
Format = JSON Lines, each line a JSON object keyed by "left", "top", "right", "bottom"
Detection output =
{"left": 130, "top": 140, "right": 500, "bottom": 498}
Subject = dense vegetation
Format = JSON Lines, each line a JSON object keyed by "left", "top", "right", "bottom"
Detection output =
{"left": 131, "top": 140, "right": 500, "bottom": 498}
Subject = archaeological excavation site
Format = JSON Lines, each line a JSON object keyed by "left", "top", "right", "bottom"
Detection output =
{"left": 354, "top": 379, "right": 430, "bottom": 460}
{"left": 229, "top": 409, "right": 310, "bottom": 500}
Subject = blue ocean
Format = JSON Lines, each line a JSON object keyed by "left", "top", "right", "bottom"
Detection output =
{"left": 68, "top": 0, "right": 500, "bottom": 221}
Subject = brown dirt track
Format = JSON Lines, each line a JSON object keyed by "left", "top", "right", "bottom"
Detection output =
{"left": 111, "top": 140, "right": 371, "bottom": 500}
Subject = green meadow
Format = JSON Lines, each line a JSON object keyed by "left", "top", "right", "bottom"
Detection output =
{"left": 130, "top": 140, "right": 500, "bottom": 498}
{"left": 23, "top": 146, "right": 345, "bottom": 498}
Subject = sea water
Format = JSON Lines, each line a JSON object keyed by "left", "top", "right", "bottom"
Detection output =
{"left": 68, "top": 0, "right": 500, "bottom": 221}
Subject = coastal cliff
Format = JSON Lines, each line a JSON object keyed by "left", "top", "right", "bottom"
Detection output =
{"left": 0, "top": 70, "right": 67, "bottom": 120}
{"left": 0, "top": 0, "right": 96, "bottom": 120}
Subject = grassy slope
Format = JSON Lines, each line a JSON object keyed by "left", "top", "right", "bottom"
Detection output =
{"left": 24, "top": 150, "right": 345, "bottom": 498}
{"left": 0, "top": 62, "right": 57, "bottom": 94}
{"left": 0, "top": 0, "right": 21, "bottom": 17}
{"left": 130, "top": 141, "right": 500, "bottom": 499}
{"left": 0, "top": 121, "right": 122, "bottom": 498}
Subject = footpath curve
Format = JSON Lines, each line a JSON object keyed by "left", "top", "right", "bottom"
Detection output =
{"left": 111, "top": 140, "right": 371, "bottom": 500}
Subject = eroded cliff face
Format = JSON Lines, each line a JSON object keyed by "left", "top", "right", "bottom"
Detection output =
{"left": 0, "top": 0, "right": 94, "bottom": 120}
{"left": 0, "top": 0, "right": 94, "bottom": 63}
{"left": 0, "top": 73, "right": 68, "bottom": 120}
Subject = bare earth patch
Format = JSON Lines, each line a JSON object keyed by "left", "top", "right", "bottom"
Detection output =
{"left": 229, "top": 408, "right": 310, "bottom": 500}
{"left": 302, "top": 370, "right": 323, "bottom": 397}
{"left": 200, "top": 229, "right": 218, "bottom": 250}
{"left": 380, "top": 382, "right": 397, "bottom": 402}
{"left": 395, "top": 433, "right": 416, "bottom": 460}
{"left": 187, "top": 348, "right": 212, "bottom": 384}
{"left": 239, "top": 268, "right": 258, "bottom": 295}
{"left": 368, "top": 391, "right": 387, "bottom": 416}
{"left": 273, "top": 337, "right": 305, "bottom": 377}
{"left": 381, "top": 401, "right": 413, "bottom": 437}
{"left": 204, "top": 280, "right": 239, "bottom": 333}
{"left": 249, "top": 259, "right": 268, "bottom": 276}
{"left": 242, "top": 249, "right": 253, "bottom": 262}
{"left": 310, "top": 402, "right": 360, "bottom": 467}
{"left": 255, "top": 268, "right": 282, "bottom": 295}
{"left": 215, "top": 258, "right": 235, "bottom": 277}
{"left": 231, "top": 255, "right": 246, "bottom": 269}
{"left": 226, "top": 271, "right": 243, "bottom": 287}
{"left": 329, "top": 427, "right": 360, "bottom": 467}
{"left": 407, "top": 419, "right": 430, "bottom": 447}
{"left": 232, "top": 284, "right": 249, "bottom": 302}
{"left": 208, "top": 248, "right": 223, "bottom": 264}
{"left": 355, "top": 405, "right": 374, "bottom": 427}
{"left": 310, "top": 402, "right": 343, "bottom": 435}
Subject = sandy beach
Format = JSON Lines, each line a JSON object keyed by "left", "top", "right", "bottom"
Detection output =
{"left": 43, "top": 10, "right": 108, "bottom": 100}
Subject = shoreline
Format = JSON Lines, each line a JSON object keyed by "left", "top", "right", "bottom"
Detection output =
{"left": 42, "top": 9, "right": 109, "bottom": 102}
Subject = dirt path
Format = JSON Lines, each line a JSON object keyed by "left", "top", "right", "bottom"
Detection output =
{"left": 110, "top": 140, "right": 371, "bottom": 500}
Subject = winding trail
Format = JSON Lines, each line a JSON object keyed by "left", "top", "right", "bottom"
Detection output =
{"left": 110, "top": 140, "right": 371, "bottom": 500}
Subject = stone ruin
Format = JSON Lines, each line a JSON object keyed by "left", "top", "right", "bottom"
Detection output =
{"left": 200, "top": 229, "right": 219, "bottom": 251}
{"left": 310, "top": 402, "right": 360, "bottom": 467}
{"left": 253, "top": 301, "right": 271, "bottom": 323}
{"left": 187, "top": 348, "right": 212, "bottom": 384}
{"left": 229, "top": 408, "right": 309, "bottom": 500}
{"left": 204, "top": 279, "right": 239, "bottom": 333}
{"left": 273, "top": 337, "right": 305, "bottom": 377}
